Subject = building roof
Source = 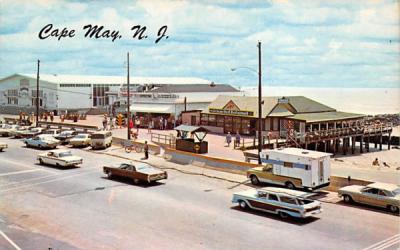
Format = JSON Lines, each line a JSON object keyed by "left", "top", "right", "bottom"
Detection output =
{"left": 290, "top": 111, "right": 365, "bottom": 123}
{"left": 266, "top": 147, "right": 332, "bottom": 159}
{"left": 206, "top": 95, "right": 336, "bottom": 118}
{"left": 0, "top": 73, "right": 215, "bottom": 85}
{"left": 148, "top": 84, "right": 239, "bottom": 93}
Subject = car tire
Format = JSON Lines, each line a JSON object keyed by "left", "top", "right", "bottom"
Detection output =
{"left": 38, "top": 144, "right": 42, "bottom": 149}
{"left": 239, "top": 200, "right": 248, "bottom": 209}
{"left": 133, "top": 178, "right": 139, "bottom": 184}
{"left": 39, "top": 158, "right": 44, "bottom": 165}
{"left": 250, "top": 175, "right": 260, "bottom": 185}
{"left": 285, "top": 182, "right": 295, "bottom": 189}
{"left": 107, "top": 172, "right": 113, "bottom": 179}
{"left": 125, "top": 146, "right": 132, "bottom": 153}
{"left": 56, "top": 163, "right": 60, "bottom": 168}
{"left": 343, "top": 195, "right": 353, "bottom": 203}
{"left": 279, "top": 211, "right": 289, "bottom": 219}
{"left": 388, "top": 205, "right": 399, "bottom": 214}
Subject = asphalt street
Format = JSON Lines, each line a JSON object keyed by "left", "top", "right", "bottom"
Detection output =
{"left": 0, "top": 137, "right": 399, "bottom": 250}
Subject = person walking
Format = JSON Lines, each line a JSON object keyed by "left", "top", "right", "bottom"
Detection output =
{"left": 144, "top": 141, "right": 149, "bottom": 160}
{"left": 164, "top": 118, "right": 168, "bottom": 130}
{"left": 226, "top": 132, "right": 232, "bottom": 147}
{"left": 148, "top": 119, "right": 153, "bottom": 133}
{"left": 235, "top": 131, "right": 241, "bottom": 149}
{"left": 50, "top": 111, "right": 54, "bottom": 122}
{"left": 159, "top": 117, "right": 164, "bottom": 130}
{"left": 135, "top": 117, "right": 140, "bottom": 133}
{"left": 102, "top": 117, "right": 107, "bottom": 130}
{"left": 109, "top": 116, "right": 114, "bottom": 130}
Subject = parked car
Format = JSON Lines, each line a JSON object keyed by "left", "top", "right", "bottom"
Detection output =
{"left": 9, "top": 125, "right": 32, "bottom": 137}
{"left": 338, "top": 182, "right": 400, "bottom": 214}
{"left": 232, "top": 187, "right": 322, "bottom": 219}
{"left": 42, "top": 129, "right": 61, "bottom": 138}
{"left": 14, "top": 127, "right": 45, "bottom": 139}
{"left": 91, "top": 131, "right": 112, "bottom": 149}
{"left": 23, "top": 134, "right": 60, "bottom": 149}
{"left": 0, "top": 124, "right": 20, "bottom": 137}
{"left": 55, "top": 130, "right": 78, "bottom": 144}
{"left": 69, "top": 133, "right": 91, "bottom": 147}
{"left": 103, "top": 162, "right": 168, "bottom": 184}
{"left": 37, "top": 149, "right": 83, "bottom": 167}
{"left": 0, "top": 142, "right": 7, "bottom": 152}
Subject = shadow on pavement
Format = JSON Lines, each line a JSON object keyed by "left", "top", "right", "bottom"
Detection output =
{"left": 34, "top": 162, "right": 80, "bottom": 170}
{"left": 230, "top": 206, "right": 320, "bottom": 225}
{"left": 335, "top": 200, "right": 399, "bottom": 216}
{"left": 100, "top": 176, "right": 166, "bottom": 188}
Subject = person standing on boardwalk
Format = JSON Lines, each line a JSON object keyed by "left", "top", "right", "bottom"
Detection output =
{"left": 226, "top": 132, "right": 232, "bottom": 147}
{"left": 235, "top": 131, "right": 241, "bottom": 149}
{"left": 144, "top": 141, "right": 149, "bottom": 159}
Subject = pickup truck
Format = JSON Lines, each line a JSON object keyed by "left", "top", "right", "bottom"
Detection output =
{"left": 0, "top": 143, "right": 7, "bottom": 152}
{"left": 37, "top": 149, "right": 83, "bottom": 167}
{"left": 103, "top": 162, "right": 168, "bottom": 184}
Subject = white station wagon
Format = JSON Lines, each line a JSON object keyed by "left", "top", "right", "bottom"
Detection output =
{"left": 37, "top": 149, "right": 83, "bottom": 167}
{"left": 232, "top": 187, "right": 322, "bottom": 219}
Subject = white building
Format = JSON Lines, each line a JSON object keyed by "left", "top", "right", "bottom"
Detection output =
{"left": 0, "top": 73, "right": 241, "bottom": 116}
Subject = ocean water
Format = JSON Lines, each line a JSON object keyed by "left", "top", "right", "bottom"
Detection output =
{"left": 242, "top": 86, "right": 400, "bottom": 115}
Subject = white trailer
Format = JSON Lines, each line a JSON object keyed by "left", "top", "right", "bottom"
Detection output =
{"left": 259, "top": 147, "right": 331, "bottom": 189}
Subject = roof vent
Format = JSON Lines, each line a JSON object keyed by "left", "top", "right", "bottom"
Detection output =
{"left": 302, "top": 151, "right": 309, "bottom": 154}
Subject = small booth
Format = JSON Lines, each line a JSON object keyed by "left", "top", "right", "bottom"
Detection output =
{"left": 175, "top": 125, "right": 209, "bottom": 154}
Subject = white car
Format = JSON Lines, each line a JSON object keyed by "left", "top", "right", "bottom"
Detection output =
{"left": 69, "top": 133, "right": 91, "bottom": 147}
{"left": 37, "top": 149, "right": 83, "bottom": 167}
{"left": 232, "top": 187, "right": 322, "bottom": 219}
{"left": 0, "top": 124, "right": 20, "bottom": 137}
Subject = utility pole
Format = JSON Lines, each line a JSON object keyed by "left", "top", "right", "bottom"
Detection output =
{"left": 127, "top": 52, "right": 131, "bottom": 140}
{"left": 257, "top": 41, "right": 262, "bottom": 164}
{"left": 36, "top": 59, "right": 40, "bottom": 127}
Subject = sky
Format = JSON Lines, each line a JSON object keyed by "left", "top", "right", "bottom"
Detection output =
{"left": 0, "top": 0, "right": 399, "bottom": 88}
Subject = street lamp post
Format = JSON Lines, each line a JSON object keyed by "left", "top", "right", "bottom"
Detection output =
{"left": 127, "top": 52, "right": 131, "bottom": 140}
{"left": 36, "top": 59, "right": 40, "bottom": 127}
{"left": 257, "top": 41, "right": 262, "bottom": 165}
{"left": 231, "top": 41, "right": 263, "bottom": 164}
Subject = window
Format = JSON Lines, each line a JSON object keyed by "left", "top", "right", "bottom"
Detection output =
{"left": 268, "top": 194, "right": 278, "bottom": 201}
{"left": 201, "top": 114, "right": 208, "bottom": 125}
{"left": 364, "top": 188, "right": 379, "bottom": 195}
{"left": 305, "top": 165, "right": 311, "bottom": 170}
{"left": 7, "top": 89, "right": 18, "bottom": 97}
{"left": 217, "top": 116, "right": 224, "bottom": 127}
{"left": 378, "top": 190, "right": 386, "bottom": 196}
{"left": 208, "top": 115, "right": 216, "bottom": 126}
{"left": 284, "top": 162, "right": 293, "bottom": 168}
{"left": 280, "top": 196, "right": 297, "bottom": 205}
{"left": 7, "top": 97, "right": 18, "bottom": 105}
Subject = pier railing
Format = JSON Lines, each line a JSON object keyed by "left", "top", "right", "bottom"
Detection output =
{"left": 301, "top": 122, "right": 393, "bottom": 144}
{"left": 150, "top": 132, "right": 176, "bottom": 148}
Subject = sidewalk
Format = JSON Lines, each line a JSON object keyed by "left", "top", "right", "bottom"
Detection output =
{"left": 88, "top": 145, "right": 248, "bottom": 185}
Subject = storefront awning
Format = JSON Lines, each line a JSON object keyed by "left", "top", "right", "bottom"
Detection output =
{"left": 129, "top": 104, "right": 174, "bottom": 114}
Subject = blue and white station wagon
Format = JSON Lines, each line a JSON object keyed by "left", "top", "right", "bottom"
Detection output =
{"left": 23, "top": 134, "right": 60, "bottom": 149}
{"left": 232, "top": 187, "right": 322, "bottom": 219}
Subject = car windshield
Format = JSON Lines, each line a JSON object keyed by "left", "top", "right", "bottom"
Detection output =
{"left": 136, "top": 165, "right": 152, "bottom": 171}
{"left": 59, "top": 152, "right": 72, "bottom": 157}
{"left": 392, "top": 188, "right": 400, "bottom": 196}
{"left": 91, "top": 134, "right": 105, "bottom": 139}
